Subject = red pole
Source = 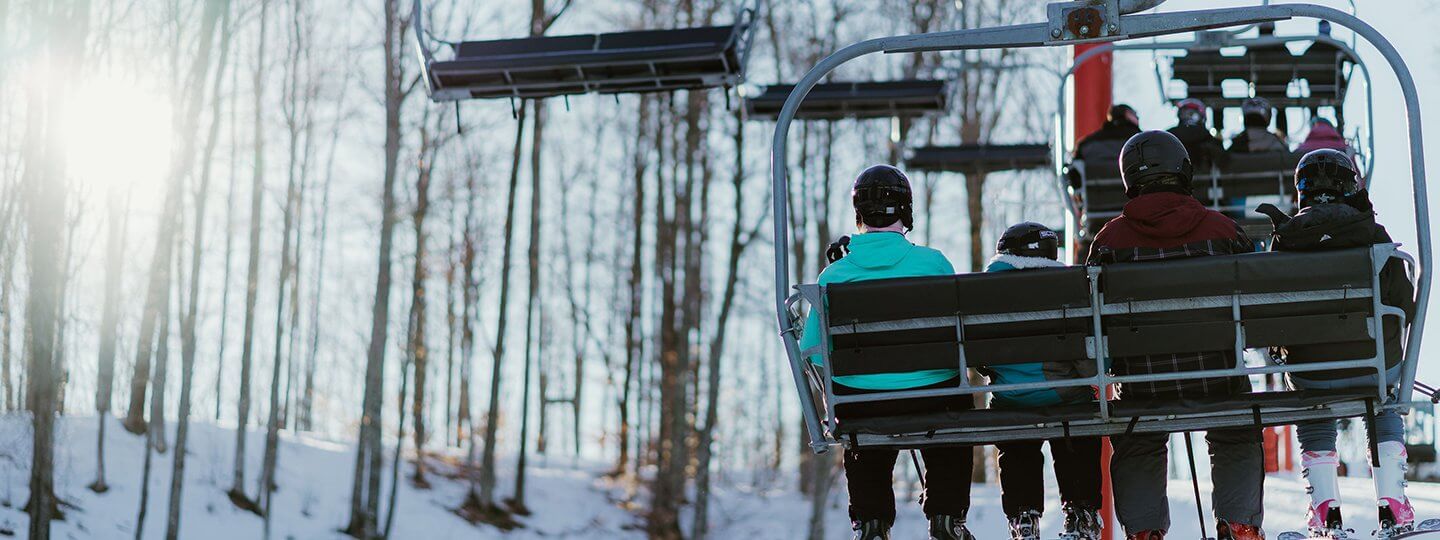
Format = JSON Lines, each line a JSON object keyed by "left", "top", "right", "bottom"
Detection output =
{"left": 1072, "top": 42, "right": 1116, "bottom": 540}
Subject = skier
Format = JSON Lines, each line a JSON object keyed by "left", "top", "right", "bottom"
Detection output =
{"left": 1075, "top": 104, "right": 1142, "bottom": 163}
{"left": 1088, "top": 131, "right": 1266, "bottom": 540}
{"left": 1295, "top": 118, "right": 1349, "bottom": 154}
{"left": 799, "top": 164, "right": 975, "bottom": 540}
{"left": 984, "top": 222, "right": 1103, "bottom": 540}
{"left": 1069, "top": 104, "right": 1144, "bottom": 206}
{"left": 1255, "top": 149, "right": 1417, "bottom": 539}
{"left": 1168, "top": 98, "right": 1227, "bottom": 170}
{"left": 1228, "top": 97, "right": 1289, "bottom": 155}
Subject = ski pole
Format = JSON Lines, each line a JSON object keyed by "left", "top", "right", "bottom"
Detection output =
{"left": 910, "top": 449, "right": 926, "bottom": 488}
{"left": 1184, "top": 432, "right": 1210, "bottom": 540}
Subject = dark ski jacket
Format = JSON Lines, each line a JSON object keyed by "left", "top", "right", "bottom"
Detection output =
{"left": 1262, "top": 200, "right": 1416, "bottom": 381}
{"left": 1074, "top": 120, "right": 1141, "bottom": 164}
{"left": 1088, "top": 192, "right": 1255, "bottom": 399}
{"left": 1168, "top": 124, "right": 1228, "bottom": 170}
{"left": 1227, "top": 127, "right": 1289, "bottom": 155}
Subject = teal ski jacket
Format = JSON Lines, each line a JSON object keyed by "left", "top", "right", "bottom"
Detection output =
{"left": 982, "top": 254, "right": 1097, "bottom": 408}
{"left": 799, "top": 232, "right": 959, "bottom": 390}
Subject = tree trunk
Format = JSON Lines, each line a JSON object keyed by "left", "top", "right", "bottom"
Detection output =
{"left": 693, "top": 108, "right": 754, "bottom": 540}
{"left": 615, "top": 96, "right": 651, "bottom": 478}
{"left": 21, "top": 5, "right": 77, "bottom": 536}
{"left": 231, "top": 0, "right": 270, "bottom": 508}
{"left": 90, "top": 192, "right": 128, "bottom": 494}
{"left": 408, "top": 120, "right": 434, "bottom": 487}
{"left": 382, "top": 336, "right": 413, "bottom": 538}
{"left": 510, "top": 98, "right": 547, "bottom": 514}
{"left": 476, "top": 102, "right": 526, "bottom": 511}
{"left": 346, "top": 0, "right": 405, "bottom": 535}
{"left": 167, "top": 2, "right": 233, "bottom": 536}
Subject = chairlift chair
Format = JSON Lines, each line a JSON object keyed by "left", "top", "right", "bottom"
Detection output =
{"left": 745, "top": 80, "right": 950, "bottom": 120}
{"left": 1057, "top": 22, "right": 1373, "bottom": 256}
{"left": 905, "top": 143, "right": 1052, "bottom": 174}
{"left": 770, "top": 0, "right": 1431, "bottom": 454}
{"left": 412, "top": 0, "right": 761, "bottom": 102}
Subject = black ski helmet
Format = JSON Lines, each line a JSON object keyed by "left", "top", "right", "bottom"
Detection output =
{"left": 1120, "top": 130, "right": 1194, "bottom": 198}
{"left": 997, "top": 222, "right": 1059, "bottom": 261}
{"left": 852, "top": 164, "right": 914, "bottom": 231}
{"left": 1242, "top": 97, "right": 1273, "bottom": 128}
{"left": 1109, "top": 104, "right": 1138, "bottom": 127}
{"left": 1295, "top": 148, "right": 1360, "bottom": 206}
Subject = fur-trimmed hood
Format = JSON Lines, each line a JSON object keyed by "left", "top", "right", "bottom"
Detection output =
{"left": 986, "top": 253, "right": 1066, "bottom": 271}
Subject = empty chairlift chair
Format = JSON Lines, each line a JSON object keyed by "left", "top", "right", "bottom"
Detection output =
{"left": 745, "top": 80, "right": 949, "bottom": 120}
{"left": 905, "top": 143, "right": 1053, "bottom": 175}
{"left": 413, "top": 0, "right": 760, "bottom": 101}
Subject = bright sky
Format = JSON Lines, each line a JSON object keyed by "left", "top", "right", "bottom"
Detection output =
{"left": 1110, "top": 0, "right": 1440, "bottom": 383}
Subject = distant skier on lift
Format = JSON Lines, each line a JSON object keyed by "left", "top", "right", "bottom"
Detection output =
{"left": 800, "top": 165, "right": 976, "bottom": 540}
{"left": 984, "top": 222, "right": 1103, "bottom": 540}
{"left": 1168, "top": 98, "right": 1226, "bottom": 170}
{"left": 1257, "top": 149, "right": 1418, "bottom": 540}
{"left": 1089, "top": 131, "right": 1265, "bottom": 540}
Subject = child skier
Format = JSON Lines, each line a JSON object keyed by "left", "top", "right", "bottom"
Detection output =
{"left": 1257, "top": 149, "right": 1417, "bottom": 538}
{"left": 984, "top": 222, "right": 1103, "bottom": 540}
{"left": 799, "top": 164, "right": 975, "bottom": 540}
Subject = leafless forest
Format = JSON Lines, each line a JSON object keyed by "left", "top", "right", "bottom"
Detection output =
{"left": 0, "top": 0, "right": 1063, "bottom": 538}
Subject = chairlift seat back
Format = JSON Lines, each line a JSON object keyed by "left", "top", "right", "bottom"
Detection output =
{"left": 746, "top": 80, "right": 949, "bottom": 120}
{"left": 427, "top": 25, "right": 746, "bottom": 100}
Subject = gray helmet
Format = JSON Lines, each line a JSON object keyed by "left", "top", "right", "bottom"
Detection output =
{"left": 1120, "top": 130, "right": 1194, "bottom": 198}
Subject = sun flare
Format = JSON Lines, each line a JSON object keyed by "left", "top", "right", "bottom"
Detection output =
{"left": 60, "top": 75, "right": 175, "bottom": 193}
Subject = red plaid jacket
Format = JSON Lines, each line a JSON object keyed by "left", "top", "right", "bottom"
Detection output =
{"left": 1087, "top": 192, "right": 1256, "bottom": 399}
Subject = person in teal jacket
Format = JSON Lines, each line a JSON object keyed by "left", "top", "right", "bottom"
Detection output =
{"left": 982, "top": 222, "right": 1102, "bottom": 540}
{"left": 801, "top": 165, "right": 974, "bottom": 540}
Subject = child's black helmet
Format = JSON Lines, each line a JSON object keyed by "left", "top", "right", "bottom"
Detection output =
{"left": 852, "top": 165, "right": 914, "bottom": 230}
{"left": 997, "top": 222, "right": 1059, "bottom": 261}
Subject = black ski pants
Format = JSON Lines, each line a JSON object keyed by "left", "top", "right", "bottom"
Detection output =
{"left": 996, "top": 436, "right": 1103, "bottom": 518}
{"left": 835, "top": 379, "right": 974, "bottom": 524}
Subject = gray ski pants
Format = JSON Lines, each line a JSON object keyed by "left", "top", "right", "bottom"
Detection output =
{"left": 1110, "top": 427, "right": 1265, "bottom": 534}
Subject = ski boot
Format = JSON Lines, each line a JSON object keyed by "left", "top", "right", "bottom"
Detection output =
{"left": 1302, "top": 450, "right": 1349, "bottom": 538}
{"left": 1374, "top": 441, "right": 1416, "bottom": 539}
{"left": 1125, "top": 530, "right": 1165, "bottom": 540}
{"left": 1062, "top": 503, "right": 1103, "bottom": 540}
{"left": 852, "top": 519, "right": 891, "bottom": 540}
{"left": 929, "top": 514, "right": 976, "bottom": 540}
{"left": 1216, "top": 519, "right": 1265, "bottom": 540}
{"left": 1008, "top": 510, "right": 1041, "bottom": 540}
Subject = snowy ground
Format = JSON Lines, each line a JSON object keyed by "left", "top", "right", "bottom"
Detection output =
{"left": 1, "top": 417, "right": 1439, "bottom": 539}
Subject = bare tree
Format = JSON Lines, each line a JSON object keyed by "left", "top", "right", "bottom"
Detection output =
{"left": 230, "top": 0, "right": 270, "bottom": 512}
{"left": 346, "top": 0, "right": 411, "bottom": 535}
{"left": 167, "top": 1, "right": 234, "bottom": 537}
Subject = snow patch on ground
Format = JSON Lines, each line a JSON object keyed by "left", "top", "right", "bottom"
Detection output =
{"left": 2, "top": 417, "right": 1440, "bottom": 538}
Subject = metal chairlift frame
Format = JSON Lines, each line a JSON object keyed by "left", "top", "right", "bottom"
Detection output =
{"left": 770, "top": 1, "right": 1430, "bottom": 454}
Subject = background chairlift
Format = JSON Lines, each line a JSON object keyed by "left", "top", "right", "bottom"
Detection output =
{"left": 744, "top": 80, "right": 949, "bottom": 120}
{"left": 905, "top": 143, "right": 1052, "bottom": 175}
{"left": 770, "top": 1, "right": 1432, "bottom": 454}
{"left": 1056, "top": 24, "right": 1373, "bottom": 257}
{"left": 412, "top": 0, "right": 761, "bottom": 102}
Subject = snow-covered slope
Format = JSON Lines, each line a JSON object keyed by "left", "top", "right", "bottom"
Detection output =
{"left": 3, "top": 417, "right": 1440, "bottom": 539}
